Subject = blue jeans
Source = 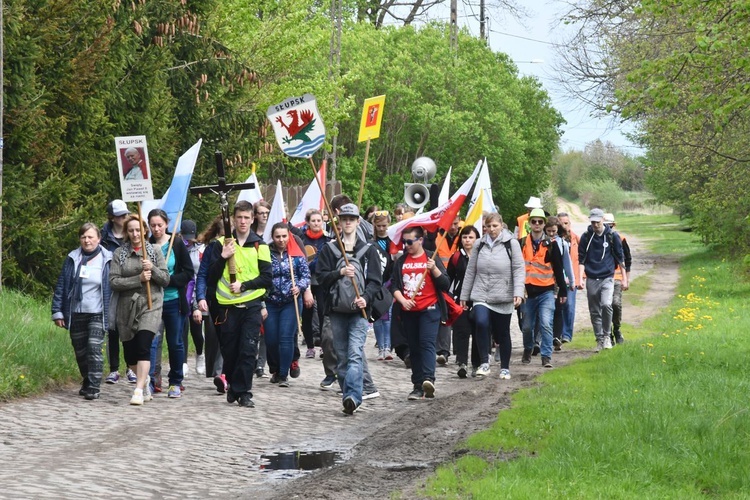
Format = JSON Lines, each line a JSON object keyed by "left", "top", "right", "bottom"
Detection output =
{"left": 373, "top": 310, "right": 391, "bottom": 351}
{"left": 562, "top": 288, "right": 577, "bottom": 342}
{"left": 521, "top": 291, "right": 555, "bottom": 358}
{"left": 150, "top": 299, "right": 184, "bottom": 386}
{"left": 264, "top": 299, "right": 301, "bottom": 378}
{"left": 401, "top": 306, "right": 441, "bottom": 386}
{"left": 330, "top": 313, "right": 368, "bottom": 405}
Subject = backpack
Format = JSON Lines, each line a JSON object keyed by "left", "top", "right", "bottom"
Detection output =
{"left": 327, "top": 241, "right": 371, "bottom": 313}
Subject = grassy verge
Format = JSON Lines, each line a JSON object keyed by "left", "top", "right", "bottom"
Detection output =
{"left": 0, "top": 290, "right": 79, "bottom": 400}
{"left": 425, "top": 215, "right": 750, "bottom": 497}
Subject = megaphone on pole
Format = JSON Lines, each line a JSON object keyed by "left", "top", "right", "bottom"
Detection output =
{"left": 404, "top": 183, "right": 431, "bottom": 209}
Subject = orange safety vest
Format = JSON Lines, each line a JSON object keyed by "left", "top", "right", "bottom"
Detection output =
{"left": 437, "top": 234, "right": 460, "bottom": 268}
{"left": 522, "top": 236, "right": 555, "bottom": 287}
{"left": 569, "top": 231, "right": 581, "bottom": 285}
{"left": 516, "top": 213, "right": 530, "bottom": 238}
{"left": 614, "top": 232, "right": 627, "bottom": 281}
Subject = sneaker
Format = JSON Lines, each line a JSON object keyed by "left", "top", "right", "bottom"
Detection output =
{"left": 167, "top": 385, "right": 182, "bottom": 398}
{"left": 422, "top": 380, "right": 435, "bottom": 399}
{"left": 603, "top": 336, "right": 613, "bottom": 350}
{"left": 290, "top": 361, "right": 301, "bottom": 378}
{"left": 407, "top": 387, "right": 424, "bottom": 400}
{"left": 320, "top": 375, "right": 337, "bottom": 390}
{"left": 470, "top": 367, "right": 478, "bottom": 378}
{"left": 278, "top": 377, "right": 290, "bottom": 388}
{"left": 84, "top": 390, "right": 100, "bottom": 400}
{"left": 79, "top": 381, "right": 89, "bottom": 396}
{"left": 499, "top": 368, "right": 511, "bottom": 380}
{"left": 214, "top": 375, "right": 227, "bottom": 393}
{"left": 238, "top": 394, "right": 255, "bottom": 408}
{"left": 457, "top": 363, "right": 468, "bottom": 379}
{"left": 615, "top": 333, "right": 624, "bottom": 344}
{"left": 143, "top": 385, "right": 153, "bottom": 402}
{"left": 269, "top": 373, "right": 280, "bottom": 384}
{"left": 384, "top": 350, "right": 393, "bottom": 361}
{"left": 595, "top": 338, "right": 605, "bottom": 352}
{"left": 436, "top": 354, "right": 447, "bottom": 366}
{"left": 404, "top": 354, "right": 412, "bottom": 369}
{"left": 126, "top": 369, "right": 137, "bottom": 383}
{"left": 377, "top": 349, "right": 385, "bottom": 361}
{"left": 553, "top": 338, "right": 563, "bottom": 351}
{"left": 475, "top": 363, "right": 490, "bottom": 377}
{"left": 532, "top": 343, "right": 540, "bottom": 356}
{"left": 522, "top": 349, "right": 532, "bottom": 364}
{"left": 226, "top": 390, "right": 237, "bottom": 404}
{"left": 105, "top": 371, "right": 120, "bottom": 384}
{"left": 130, "top": 389, "right": 144, "bottom": 406}
{"left": 362, "top": 390, "right": 380, "bottom": 400}
{"left": 305, "top": 348, "right": 316, "bottom": 359}
{"left": 319, "top": 349, "right": 324, "bottom": 359}
{"left": 255, "top": 368, "right": 266, "bottom": 378}
{"left": 542, "top": 356, "right": 553, "bottom": 368}
{"left": 493, "top": 345, "right": 501, "bottom": 362}
{"left": 342, "top": 396, "right": 358, "bottom": 415}
{"left": 182, "top": 363, "right": 189, "bottom": 379}
{"left": 195, "top": 354, "right": 206, "bottom": 375}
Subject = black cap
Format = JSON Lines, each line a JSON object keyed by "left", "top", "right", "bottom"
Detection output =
{"left": 181, "top": 220, "right": 197, "bottom": 240}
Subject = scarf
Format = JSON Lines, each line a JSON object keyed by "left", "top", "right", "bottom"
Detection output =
{"left": 306, "top": 228, "right": 324, "bottom": 240}
{"left": 75, "top": 245, "right": 102, "bottom": 302}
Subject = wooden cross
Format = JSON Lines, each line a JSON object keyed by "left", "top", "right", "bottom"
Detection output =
{"left": 190, "top": 151, "right": 256, "bottom": 282}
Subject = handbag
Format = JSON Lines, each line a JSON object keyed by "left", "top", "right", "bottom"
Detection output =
{"left": 369, "top": 286, "right": 394, "bottom": 322}
{"left": 442, "top": 291, "right": 464, "bottom": 326}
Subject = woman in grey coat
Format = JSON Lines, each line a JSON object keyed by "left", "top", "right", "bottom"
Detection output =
{"left": 110, "top": 214, "right": 169, "bottom": 405}
{"left": 460, "top": 213, "right": 525, "bottom": 379}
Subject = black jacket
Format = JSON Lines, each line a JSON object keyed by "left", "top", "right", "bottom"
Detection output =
{"left": 316, "top": 237, "right": 382, "bottom": 315}
{"left": 149, "top": 235, "right": 194, "bottom": 315}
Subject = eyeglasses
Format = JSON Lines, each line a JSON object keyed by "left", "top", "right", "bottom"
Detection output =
{"left": 529, "top": 219, "right": 545, "bottom": 225}
{"left": 404, "top": 237, "right": 421, "bottom": 246}
{"left": 373, "top": 210, "right": 389, "bottom": 217}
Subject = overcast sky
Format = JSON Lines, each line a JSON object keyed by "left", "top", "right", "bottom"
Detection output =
{"left": 419, "top": 0, "right": 643, "bottom": 155}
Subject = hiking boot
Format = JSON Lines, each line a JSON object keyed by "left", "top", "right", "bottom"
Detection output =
{"left": 408, "top": 387, "right": 424, "bottom": 400}
{"left": 126, "top": 369, "right": 137, "bottom": 383}
{"left": 305, "top": 348, "right": 316, "bottom": 359}
{"left": 553, "top": 338, "right": 562, "bottom": 351}
{"left": 522, "top": 349, "right": 532, "bottom": 364}
{"left": 278, "top": 377, "right": 290, "bottom": 388}
{"left": 436, "top": 354, "right": 447, "bottom": 366}
{"left": 195, "top": 354, "right": 206, "bottom": 375}
{"left": 105, "top": 371, "right": 120, "bottom": 384}
{"left": 290, "top": 361, "right": 301, "bottom": 378}
{"left": 499, "top": 368, "right": 512, "bottom": 380}
{"left": 342, "top": 396, "right": 358, "bottom": 415}
{"left": 475, "top": 363, "right": 490, "bottom": 377}
{"left": 422, "top": 380, "right": 435, "bottom": 399}
{"left": 532, "top": 343, "right": 540, "bottom": 356}
{"left": 238, "top": 394, "right": 255, "bottom": 408}
{"left": 542, "top": 356, "right": 553, "bottom": 368}
{"left": 167, "top": 385, "right": 182, "bottom": 398}
{"left": 603, "top": 336, "right": 613, "bottom": 350}
{"left": 457, "top": 363, "right": 468, "bottom": 379}
{"left": 214, "top": 374, "right": 227, "bottom": 394}
{"left": 320, "top": 375, "right": 337, "bottom": 390}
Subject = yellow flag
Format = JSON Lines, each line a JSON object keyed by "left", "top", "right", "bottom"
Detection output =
{"left": 465, "top": 190, "right": 485, "bottom": 231}
{"left": 358, "top": 95, "right": 386, "bottom": 142}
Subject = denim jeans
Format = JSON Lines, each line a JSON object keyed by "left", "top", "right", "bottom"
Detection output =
{"left": 562, "top": 288, "right": 577, "bottom": 342}
{"left": 264, "top": 299, "right": 301, "bottom": 378}
{"left": 150, "top": 298, "right": 185, "bottom": 386}
{"left": 586, "top": 277, "right": 614, "bottom": 339}
{"left": 373, "top": 310, "right": 391, "bottom": 351}
{"left": 401, "top": 306, "right": 441, "bottom": 386}
{"left": 330, "top": 312, "right": 368, "bottom": 405}
{"left": 521, "top": 290, "right": 556, "bottom": 358}
{"left": 473, "top": 305, "right": 512, "bottom": 369}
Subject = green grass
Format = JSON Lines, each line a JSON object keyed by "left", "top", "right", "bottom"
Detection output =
{"left": 625, "top": 270, "right": 651, "bottom": 307}
{"left": 425, "top": 214, "right": 750, "bottom": 498}
{"left": 0, "top": 290, "right": 79, "bottom": 399}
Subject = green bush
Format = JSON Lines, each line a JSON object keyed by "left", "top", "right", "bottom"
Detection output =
{"left": 576, "top": 178, "right": 627, "bottom": 212}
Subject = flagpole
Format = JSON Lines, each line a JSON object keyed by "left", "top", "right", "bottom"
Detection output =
{"left": 357, "top": 138, "right": 371, "bottom": 207}
{"left": 138, "top": 202, "right": 153, "bottom": 309}
{"left": 288, "top": 252, "right": 303, "bottom": 336}
{"left": 308, "top": 156, "right": 368, "bottom": 319}
{"left": 166, "top": 210, "right": 183, "bottom": 264}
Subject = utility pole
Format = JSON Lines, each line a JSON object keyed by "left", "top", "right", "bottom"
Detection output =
{"left": 328, "top": 0, "right": 342, "bottom": 180}
{"left": 450, "top": 0, "right": 457, "bottom": 51}
{"left": 479, "top": 0, "right": 486, "bottom": 42}
{"left": 1, "top": 0, "right": 5, "bottom": 291}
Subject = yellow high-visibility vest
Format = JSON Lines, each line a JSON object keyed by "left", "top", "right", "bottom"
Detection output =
{"left": 215, "top": 236, "right": 271, "bottom": 305}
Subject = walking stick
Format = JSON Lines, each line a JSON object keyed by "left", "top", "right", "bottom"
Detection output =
{"left": 308, "top": 157, "right": 368, "bottom": 319}
{"left": 288, "top": 252, "right": 303, "bottom": 336}
{"left": 357, "top": 138, "right": 371, "bottom": 207}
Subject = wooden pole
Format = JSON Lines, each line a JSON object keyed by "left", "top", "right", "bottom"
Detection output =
{"left": 308, "top": 157, "right": 368, "bottom": 319}
{"left": 357, "top": 138, "right": 371, "bottom": 207}
{"left": 138, "top": 202, "right": 153, "bottom": 309}
{"left": 165, "top": 210, "right": 182, "bottom": 264}
{"left": 288, "top": 252, "right": 303, "bottom": 336}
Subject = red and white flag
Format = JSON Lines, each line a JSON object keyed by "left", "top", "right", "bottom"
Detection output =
{"left": 387, "top": 159, "right": 483, "bottom": 253}
{"left": 263, "top": 179, "right": 287, "bottom": 244}
{"left": 289, "top": 159, "right": 327, "bottom": 227}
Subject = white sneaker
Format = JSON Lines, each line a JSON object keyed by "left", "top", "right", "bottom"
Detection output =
{"left": 183, "top": 363, "right": 189, "bottom": 378}
{"left": 499, "top": 369, "right": 511, "bottom": 380}
{"left": 144, "top": 386, "right": 153, "bottom": 402}
{"left": 595, "top": 338, "right": 605, "bottom": 352}
{"left": 603, "top": 336, "right": 613, "bottom": 349}
{"left": 195, "top": 354, "right": 206, "bottom": 375}
{"left": 130, "top": 389, "right": 144, "bottom": 406}
{"left": 475, "top": 363, "right": 491, "bottom": 377}
{"left": 376, "top": 349, "right": 385, "bottom": 361}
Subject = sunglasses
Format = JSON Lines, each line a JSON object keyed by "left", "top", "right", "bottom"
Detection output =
{"left": 529, "top": 219, "right": 545, "bottom": 225}
{"left": 404, "top": 237, "right": 421, "bottom": 246}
